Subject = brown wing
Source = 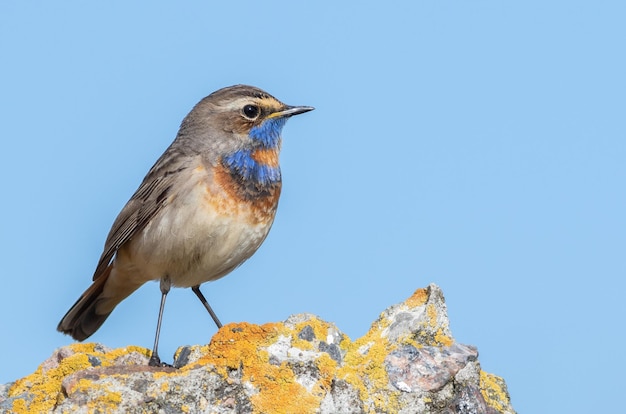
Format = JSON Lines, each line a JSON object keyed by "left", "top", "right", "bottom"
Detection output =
{"left": 91, "top": 149, "right": 192, "bottom": 280}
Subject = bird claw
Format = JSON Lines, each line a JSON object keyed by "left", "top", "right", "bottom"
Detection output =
{"left": 148, "top": 354, "right": 172, "bottom": 368}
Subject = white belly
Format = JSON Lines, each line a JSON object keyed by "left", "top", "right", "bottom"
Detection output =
{"left": 115, "top": 177, "right": 276, "bottom": 288}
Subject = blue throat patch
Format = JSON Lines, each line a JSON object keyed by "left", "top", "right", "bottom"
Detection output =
{"left": 249, "top": 117, "right": 287, "bottom": 149}
{"left": 221, "top": 117, "right": 286, "bottom": 187}
{"left": 222, "top": 149, "right": 281, "bottom": 186}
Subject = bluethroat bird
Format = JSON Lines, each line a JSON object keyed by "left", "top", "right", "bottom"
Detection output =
{"left": 57, "top": 85, "right": 314, "bottom": 366}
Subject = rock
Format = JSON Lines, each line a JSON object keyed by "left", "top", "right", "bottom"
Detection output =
{"left": 0, "top": 284, "right": 515, "bottom": 413}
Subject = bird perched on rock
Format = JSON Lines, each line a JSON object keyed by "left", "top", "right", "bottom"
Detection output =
{"left": 57, "top": 85, "right": 314, "bottom": 366}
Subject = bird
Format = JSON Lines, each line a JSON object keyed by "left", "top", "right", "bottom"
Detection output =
{"left": 57, "top": 85, "right": 314, "bottom": 366}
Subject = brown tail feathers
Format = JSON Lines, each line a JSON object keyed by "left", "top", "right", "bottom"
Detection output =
{"left": 57, "top": 266, "right": 114, "bottom": 341}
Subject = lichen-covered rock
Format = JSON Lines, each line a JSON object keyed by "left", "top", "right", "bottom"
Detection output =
{"left": 0, "top": 284, "right": 515, "bottom": 413}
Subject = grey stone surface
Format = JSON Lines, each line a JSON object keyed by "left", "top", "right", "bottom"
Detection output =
{"left": 1, "top": 284, "right": 515, "bottom": 414}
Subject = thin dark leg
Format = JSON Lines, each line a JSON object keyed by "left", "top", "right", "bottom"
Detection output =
{"left": 192, "top": 285, "right": 223, "bottom": 329}
{"left": 149, "top": 276, "right": 171, "bottom": 367}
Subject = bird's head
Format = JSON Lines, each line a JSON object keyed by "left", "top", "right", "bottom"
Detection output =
{"left": 176, "top": 85, "right": 313, "bottom": 197}
{"left": 178, "top": 85, "right": 313, "bottom": 155}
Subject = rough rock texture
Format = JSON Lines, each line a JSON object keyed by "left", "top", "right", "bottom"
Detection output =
{"left": 0, "top": 284, "right": 515, "bottom": 413}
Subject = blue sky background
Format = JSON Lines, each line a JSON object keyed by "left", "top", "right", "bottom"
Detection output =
{"left": 1, "top": 2, "right": 624, "bottom": 412}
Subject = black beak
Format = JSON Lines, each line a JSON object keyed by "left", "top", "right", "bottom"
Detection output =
{"left": 272, "top": 105, "right": 315, "bottom": 118}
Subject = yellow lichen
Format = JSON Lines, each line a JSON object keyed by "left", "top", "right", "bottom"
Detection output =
{"left": 10, "top": 399, "right": 27, "bottom": 413}
{"left": 6, "top": 343, "right": 152, "bottom": 413}
{"left": 434, "top": 329, "right": 454, "bottom": 347}
{"left": 6, "top": 287, "right": 508, "bottom": 414}
{"left": 294, "top": 319, "right": 328, "bottom": 342}
{"left": 9, "top": 347, "right": 92, "bottom": 413}
{"left": 426, "top": 303, "right": 438, "bottom": 328}
{"left": 289, "top": 319, "right": 328, "bottom": 351}
{"left": 338, "top": 322, "right": 400, "bottom": 413}
{"left": 69, "top": 378, "right": 123, "bottom": 412}
{"left": 480, "top": 370, "right": 511, "bottom": 412}
{"left": 105, "top": 345, "right": 151, "bottom": 362}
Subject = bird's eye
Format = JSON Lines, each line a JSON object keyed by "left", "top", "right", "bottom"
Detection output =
{"left": 242, "top": 104, "right": 260, "bottom": 120}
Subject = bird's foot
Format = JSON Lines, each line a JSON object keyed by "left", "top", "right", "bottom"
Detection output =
{"left": 148, "top": 354, "right": 173, "bottom": 368}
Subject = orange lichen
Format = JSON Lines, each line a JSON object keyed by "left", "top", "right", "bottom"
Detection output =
{"left": 315, "top": 353, "right": 338, "bottom": 393}
{"left": 6, "top": 286, "right": 512, "bottom": 414}
{"left": 191, "top": 321, "right": 322, "bottom": 414}
{"left": 405, "top": 287, "right": 429, "bottom": 308}
{"left": 193, "top": 322, "right": 278, "bottom": 374}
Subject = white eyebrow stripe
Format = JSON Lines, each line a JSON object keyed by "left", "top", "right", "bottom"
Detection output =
{"left": 220, "top": 97, "right": 258, "bottom": 111}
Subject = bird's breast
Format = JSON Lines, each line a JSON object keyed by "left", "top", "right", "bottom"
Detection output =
{"left": 212, "top": 160, "right": 282, "bottom": 226}
{"left": 218, "top": 147, "right": 282, "bottom": 210}
{"left": 123, "top": 161, "right": 281, "bottom": 287}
